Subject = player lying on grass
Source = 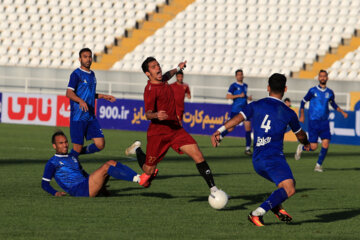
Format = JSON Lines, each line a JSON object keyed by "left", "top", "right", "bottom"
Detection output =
{"left": 211, "top": 73, "right": 310, "bottom": 226}
{"left": 125, "top": 57, "right": 222, "bottom": 194}
{"left": 41, "top": 130, "right": 142, "bottom": 197}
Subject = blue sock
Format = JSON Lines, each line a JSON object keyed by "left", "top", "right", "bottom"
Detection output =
{"left": 81, "top": 143, "right": 101, "bottom": 154}
{"left": 317, "top": 147, "right": 328, "bottom": 165}
{"left": 220, "top": 130, "right": 229, "bottom": 138}
{"left": 260, "top": 188, "right": 288, "bottom": 212}
{"left": 107, "top": 162, "right": 137, "bottom": 182}
{"left": 245, "top": 131, "right": 251, "bottom": 148}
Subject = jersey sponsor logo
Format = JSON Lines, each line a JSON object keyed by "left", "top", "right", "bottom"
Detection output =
{"left": 56, "top": 95, "right": 70, "bottom": 127}
{"left": 256, "top": 136, "right": 272, "bottom": 147}
{"left": 325, "top": 92, "right": 329, "bottom": 99}
{"left": 83, "top": 79, "right": 87, "bottom": 84}
{"left": 59, "top": 161, "right": 64, "bottom": 165}
{"left": 2, "top": 93, "right": 57, "bottom": 126}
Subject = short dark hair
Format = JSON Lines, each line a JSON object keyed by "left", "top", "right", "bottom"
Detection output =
{"left": 141, "top": 56, "right": 157, "bottom": 73}
{"left": 52, "top": 130, "right": 66, "bottom": 144}
{"left": 284, "top": 98, "right": 291, "bottom": 102}
{"left": 79, "top": 48, "right": 92, "bottom": 58}
{"left": 268, "top": 73, "right": 286, "bottom": 94}
{"left": 235, "top": 69, "right": 243, "bottom": 75}
{"left": 176, "top": 70, "right": 183, "bottom": 76}
{"left": 319, "top": 69, "right": 328, "bottom": 75}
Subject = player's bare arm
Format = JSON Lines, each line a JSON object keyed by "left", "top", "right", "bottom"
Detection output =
{"left": 298, "top": 108, "right": 305, "bottom": 123}
{"left": 337, "top": 107, "right": 348, "bottom": 118}
{"left": 66, "top": 88, "right": 88, "bottom": 112}
{"left": 211, "top": 113, "right": 245, "bottom": 147}
{"left": 145, "top": 110, "right": 168, "bottom": 121}
{"left": 295, "top": 130, "right": 310, "bottom": 151}
{"left": 163, "top": 61, "right": 187, "bottom": 82}
{"left": 96, "top": 93, "right": 116, "bottom": 103}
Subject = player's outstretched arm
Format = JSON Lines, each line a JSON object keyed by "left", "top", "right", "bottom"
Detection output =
{"left": 96, "top": 93, "right": 116, "bottom": 103}
{"left": 295, "top": 130, "right": 310, "bottom": 151}
{"left": 66, "top": 88, "right": 88, "bottom": 112}
{"left": 162, "top": 61, "right": 187, "bottom": 82}
{"left": 337, "top": 107, "right": 348, "bottom": 119}
{"left": 211, "top": 113, "right": 245, "bottom": 147}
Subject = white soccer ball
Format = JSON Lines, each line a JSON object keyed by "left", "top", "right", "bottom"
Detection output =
{"left": 208, "top": 190, "right": 228, "bottom": 210}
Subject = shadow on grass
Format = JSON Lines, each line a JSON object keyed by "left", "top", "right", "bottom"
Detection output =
{"left": 188, "top": 188, "right": 318, "bottom": 211}
{"left": 290, "top": 208, "right": 360, "bottom": 225}
{"left": 106, "top": 188, "right": 175, "bottom": 199}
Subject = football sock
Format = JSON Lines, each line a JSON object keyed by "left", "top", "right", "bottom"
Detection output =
{"left": 107, "top": 162, "right": 138, "bottom": 182}
{"left": 220, "top": 130, "right": 229, "bottom": 138}
{"left": 245, "top": 131, "right": 251, "bottom": 148}
{"left": 196, "top": 161, "right": 215, "bottom": 188}
{"left": 81, "top": 143, "right": 101, "bottom": 154}
{"left": 317, "top": 147, "right": 328, "bottom": 165}
{"left": 259, "top": 188, "right": 288, "bottom": 212}
{"left": 136, "top": 147, "right": 146, "bottom": 169}
{"left": 252, "top": 207, "right": 266, "bottom": 216}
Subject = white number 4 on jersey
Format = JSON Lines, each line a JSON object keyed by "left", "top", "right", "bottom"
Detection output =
{"left": 261, "top": 114, "right": 271, "bottom": 133}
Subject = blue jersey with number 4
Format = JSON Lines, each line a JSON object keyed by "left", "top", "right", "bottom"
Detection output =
{"left": 228, "top": 82, "right": 248, "bottom": 112}
{"left": 67, "top": 68, "right": 97, "bottom": 121}
{"left": 241, "top": 97, "right": 301, "bottom": 159}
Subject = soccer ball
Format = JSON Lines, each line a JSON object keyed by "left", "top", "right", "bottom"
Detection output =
{"left": 208, "top": 190, "right": 228, "bottom": 209}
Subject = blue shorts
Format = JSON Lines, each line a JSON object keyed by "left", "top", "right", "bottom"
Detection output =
{"left": 70, "top": 119, "right": 104, "bottom": 145}
{"left": 68, "top": 178, "right": 89, "bottom": 197}
{"left": 308, "top": 120, "right": 331, "bottom": 143}
{"left": 253, "top": 155, "right": 294, "bottom": 186}
{"left": 230, "top": 112, "right": 240, "bottom": 118}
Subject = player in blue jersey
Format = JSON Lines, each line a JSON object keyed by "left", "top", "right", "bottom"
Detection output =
{"left": 220, "top": 69, "right": 253, "bottom": 155}
{"left": 294, "top": 70, "right": 348, "bottom": 172}
{"left": 211, "top": 73, "right": 310, "bottom": 227}
{"left": 66, "top": 48, "right": 116, "bottom": 155}
{"left": 41, "top": 130, "right": 143, "bottom": 197}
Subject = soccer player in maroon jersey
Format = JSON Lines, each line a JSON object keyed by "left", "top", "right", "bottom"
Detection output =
{"left": 132, "top": 57, "right": 221, "bottom": 194}
{"left": 170, "top": 71, "right": 191, "bottom": 121}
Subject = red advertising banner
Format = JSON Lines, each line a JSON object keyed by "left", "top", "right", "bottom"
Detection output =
{"left": 56, "top": 95, "right": 70, "bottom": 127}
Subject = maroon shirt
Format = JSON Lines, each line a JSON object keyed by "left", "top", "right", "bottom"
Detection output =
{"left": 144, "top": 80, "right": 181, "bottom": 136}
{"left": 170, "top": 82, "right": 190, "bottom": 118}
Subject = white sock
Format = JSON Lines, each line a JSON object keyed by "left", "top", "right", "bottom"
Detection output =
{"left": 246, "top": 146, "right": 250, "bottom": 150}
{"left": 132, "top": 174, "right": 141, "bottom": 183}
{"left": 252, "top": 207, "right": 266, "bottom": 216}
{"left": 316, "top": 163, "right": 321, "bottom": 167}
{"left": 210, "top": 186, "right": 219, "bottom": 193}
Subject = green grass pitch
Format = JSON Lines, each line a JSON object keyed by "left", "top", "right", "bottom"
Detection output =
{"left": 0, "top": 123, "right": 359, "bottom": 240}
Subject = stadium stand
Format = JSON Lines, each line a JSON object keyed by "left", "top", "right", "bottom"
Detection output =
{"left": 110, "top": 0, "right": 360, "bottom": 79}
{"left": 0, "top": 0, "right": 165, "bottom": 68}
{"left": 1, "top": 0, "right": 360, "bottom": 81}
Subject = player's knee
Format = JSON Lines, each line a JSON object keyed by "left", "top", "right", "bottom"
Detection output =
{"left": 106, "top": 160, "right": 116, "bottom": 166}
{"left": 95, "top": 141, "right": 105, "bottom": 150}
{"left": 287, "top": 188, "right": 295, "bottom": 197}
